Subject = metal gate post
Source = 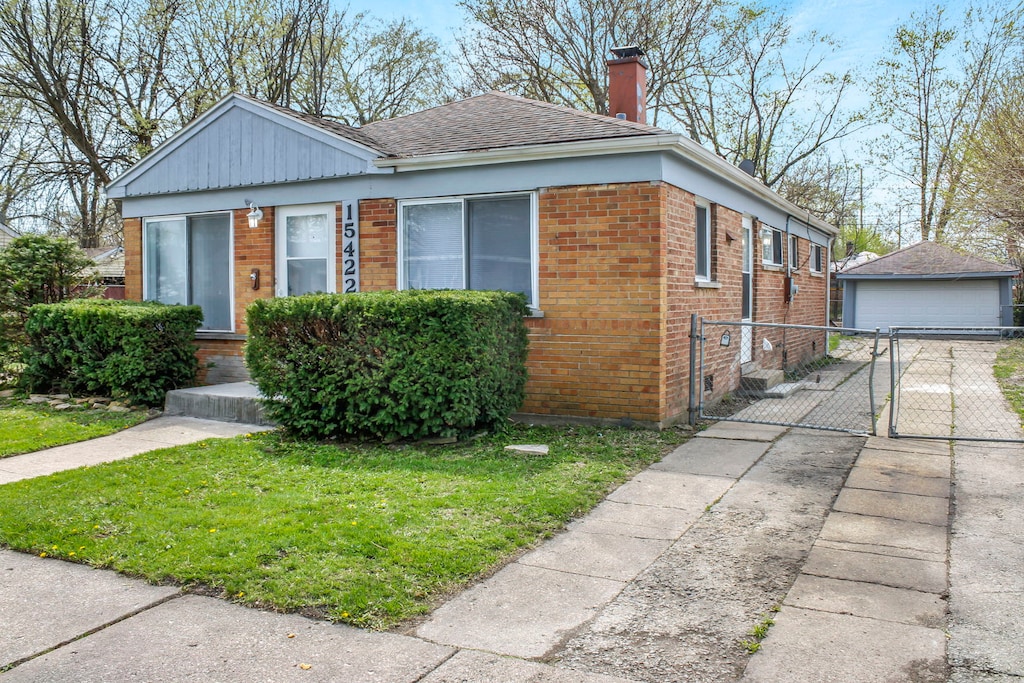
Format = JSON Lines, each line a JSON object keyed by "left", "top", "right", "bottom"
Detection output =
{"left": 888, "top": 329, "right": 898, "bottom": 437}
{"left": 687, "top": 313, "right": 699, "bottom": 426}
{"left": 867, "top": 328, "right": 881, "bottom": 436}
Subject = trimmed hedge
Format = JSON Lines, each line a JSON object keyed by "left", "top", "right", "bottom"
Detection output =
{"left": 245, "top": 290, "right": 529, "bottom": 440}
{"left": 22, "top": 300, "right": 203, "bottom": 406}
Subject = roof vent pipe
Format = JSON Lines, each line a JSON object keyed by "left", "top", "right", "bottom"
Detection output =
{"left": 607, "top": 46, "right": 648, "bottom": 124}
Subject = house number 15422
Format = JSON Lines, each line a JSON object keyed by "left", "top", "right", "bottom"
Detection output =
{"left": 341, "top": 200, "right": 359, "bottom": 293}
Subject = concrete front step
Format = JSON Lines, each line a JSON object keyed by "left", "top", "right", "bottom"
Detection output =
{"left": 164, "top": 382, "right": 272, "bottom": 426}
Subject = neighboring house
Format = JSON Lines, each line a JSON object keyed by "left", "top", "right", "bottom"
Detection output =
{"left": 107, "top": 50, "right": 838, "bottom": 427}
{"left": 0, "top": 222, "right": 17, "bottom": 250}
{"left": 83, "top": 246, "right": 126, "bottom": 299}
{"left": 828, "top": 248, "right": 880, "bottom": 324}
{"left": 838, "top": 241, "right": 1019, "bottom": 331}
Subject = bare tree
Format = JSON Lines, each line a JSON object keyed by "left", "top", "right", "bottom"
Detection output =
{"left": 669, "top": 7, "right": 863, "bottom": 189}
{"left": 870, "top": 2, "right": 1023, "bottom": 243}
{"left": 456, "top": 0, "right": 734, "bottom": 121}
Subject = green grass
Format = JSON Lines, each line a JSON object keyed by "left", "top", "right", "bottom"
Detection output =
{"left": 0, "top": 401, "right": 149, "bottom": 457}
{"left": 995, "top": 339, "right": 1024, "bottom": 424}
{"left": 0, "top": 425, "right": 685, "bottom": 629}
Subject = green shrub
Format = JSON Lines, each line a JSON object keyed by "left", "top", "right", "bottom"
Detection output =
{"left": 22, "top": 300, "right": 203, "bottom": 406}
{"left": 0, "top": 234, "right": 101, "bottom": 384}
{"left": 246, "top": 290, "right": 529, "bottom": 440}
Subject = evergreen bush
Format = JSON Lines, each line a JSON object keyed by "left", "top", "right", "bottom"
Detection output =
{"left": 246, "top": 290, "right": 529, "bottom": 440}
{"left": 22, "top": 300, "right": 202, "bottom": 406}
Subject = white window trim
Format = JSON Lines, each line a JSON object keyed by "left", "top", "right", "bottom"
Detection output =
{"left": 142, "top": 212, "right": 235, "bottom": 333}
{"left": 695, "top": 199, "right": 712, "bottom": 282}
{"left": 810, "top": 244, "right": 824, "bottom": 273}
{"left": 397, "top": 191, "right": 539, "bottom": 309}
{"left": 275, "top": 203, "right": 337, "bottom": 298}
{"left": 789, "top": 233, "right": 799, "bottom": 270}
{"left": 761, "top": 225, "right": 784, "bottom": 267}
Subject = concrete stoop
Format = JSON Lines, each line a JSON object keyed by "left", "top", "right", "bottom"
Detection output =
{"left": 164, "top": 382, "right": 272, "bottom": 426}
{"left": 738, "top": 368, "right": 801, "bottom": 398}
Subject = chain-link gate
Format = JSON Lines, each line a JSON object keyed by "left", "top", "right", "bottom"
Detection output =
{"left": 888, "top": 327, "right": 1024, "bottom": 442}
{"left": 694, "top": 318, "right": 885, "bottom": 435}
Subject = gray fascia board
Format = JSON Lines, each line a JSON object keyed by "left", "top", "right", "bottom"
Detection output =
{"left": 836, "top": 271, "right": 1017, "bottom": 281}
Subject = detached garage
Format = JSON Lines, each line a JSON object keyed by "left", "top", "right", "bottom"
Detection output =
{"left": 838, "top": 241, "right": 1019, "bottom": 331}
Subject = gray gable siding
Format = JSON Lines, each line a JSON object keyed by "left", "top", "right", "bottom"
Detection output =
{"left": 114, "top": 105, "right": 385, "bottom": 199}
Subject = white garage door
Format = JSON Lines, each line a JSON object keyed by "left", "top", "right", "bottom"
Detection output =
{"left": 854, "top": 279, "right": 1001, "bottom": 330}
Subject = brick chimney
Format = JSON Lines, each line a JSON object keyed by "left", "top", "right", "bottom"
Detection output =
{"left": 607, "top": 46, "right": 648, "bottom": 124}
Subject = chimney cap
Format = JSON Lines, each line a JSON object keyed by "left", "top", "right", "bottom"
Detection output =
{"left": 610, "top": 45, "right": 645, "bottom": 59}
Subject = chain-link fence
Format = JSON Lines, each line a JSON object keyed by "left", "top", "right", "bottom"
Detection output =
{"left": 696, "top": 320, "right": 885, "bottom": 435}
{"left": 888, "top": 328, "right": 1024, "bottom": 442}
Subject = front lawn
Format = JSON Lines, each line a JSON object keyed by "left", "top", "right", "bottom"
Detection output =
{"left": 0, "top": 425, "right": 685, "bottom": 629}
{"left": 0, "top": 401, "right": 149, "bottom": 457}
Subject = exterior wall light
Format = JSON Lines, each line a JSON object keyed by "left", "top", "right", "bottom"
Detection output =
{"left": 246, "top": 202, "right": 263, "bottom": 228}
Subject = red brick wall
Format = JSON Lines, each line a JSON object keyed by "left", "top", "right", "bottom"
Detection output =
{"left": 358, "top": 199, "right": 397, "bottom": 290}
{"left": 124, "top": 218, "right": 142, "bottom": 300}
{"left": 521, "top": 183, "right": 665, "bottom": 423}
{"left": 233, "top": 206, "right": 275, "bottom": 334}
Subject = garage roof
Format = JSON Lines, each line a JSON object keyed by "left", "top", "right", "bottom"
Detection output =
{"left": 838, "top": 241, "right": 1019, "bottom": 280}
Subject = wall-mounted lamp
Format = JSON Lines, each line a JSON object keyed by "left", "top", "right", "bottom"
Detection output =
{"left": 245, "top": 201, "right": 263, "bottom": 229}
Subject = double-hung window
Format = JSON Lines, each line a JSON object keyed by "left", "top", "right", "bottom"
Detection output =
{"left": 789, "top": 234, "right": 799, "bottom": 269}
{"left": 144, "top": 213, "right": 232, "bottom": 331}
{"left": 400, "top": 193, "right": 536, "bottom": 306}
{"left": 761, "top": 225, "right": 783, "bottom": 266}
{"left": 695, "top": 201, "right": 711, "bottom": 281}
{"left": 810, "top": 244, "right": 824, "bottom": 273}
{"left": 276, "top": 204, "right": 336, "bottom": 297}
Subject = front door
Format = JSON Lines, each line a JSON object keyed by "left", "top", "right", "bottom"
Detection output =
{"left": 741, "top": 216, "right": 753, "bottom": 363}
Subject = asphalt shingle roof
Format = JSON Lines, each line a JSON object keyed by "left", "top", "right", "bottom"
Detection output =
{"left": 359, "top": 92, "right": 672, "bottom": 157}
{"left": 841, "top": 241, "right": 1018, "bottom": 277}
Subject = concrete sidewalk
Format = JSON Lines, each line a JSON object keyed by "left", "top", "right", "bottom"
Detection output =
{"left": 1, "top": 410, "right": 1021, "bottom": 680}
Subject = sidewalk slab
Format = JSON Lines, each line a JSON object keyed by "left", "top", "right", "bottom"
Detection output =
{"left": 802, "top": 546, "right": 947, "bottom": 594}
{"left": 696, "top": 422, "right": 787, "bottom": 442}
{"left": 415, "top": 563, "right": 624, "bottom": 659}
{"left": 819, "top": 511, "right": 948, "bottom": 556}
{"left": 834, "top": 488, "right": 950, "bottom": 526}
{"left": 420, "top": 650, "right": 634, "bottom": 682}
{"left": 863, "top": 437, "right": 951, "bottom": 456}
{"left": 567, "top": 500, "right": 694, "bottom": 540}
{"left": 785, "top": 574, "right": 945, "bottom": 627}
{"left": 844, "top": 464, "right": 951, "bottom": 498}
{"left": 0, "top": 550, "right": 179, "bottom": 668}
{"left": 740, "top": 607, "right": 947, "bottom": 682}
{"left": 851, "top": 448, "right": 952, "bottom": 479}
{"left": 605, "top": 470, "right": 733, "bottom": 511}
{"left": 2, "top": 594, "right": 453, "bottom": 683}
{"left": 518, "top": 528, "right": 674, "bottom": 582}
{"left": 651, "top": 438, "right": 771, "bottom": 478}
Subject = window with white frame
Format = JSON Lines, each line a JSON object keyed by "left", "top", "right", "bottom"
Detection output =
{"left": 695, "top": 201, "right": 711, "bottom": 281}
{"left": 400, "top": 193, "right": 535, "bottom": 306}
{"left": 276, "top": 204, "right": 336, "bottom": 297}
{"left": 789, "top": 234, "right": 799, "bottom": 269}
{"left": 144, "top": 213, "right": 233, "bottom": 331}
{"left": 761, "top": 225, "right": 783, "bottom": 266}
{"left": 810, "top": 244, "right": 824, "bottom": 273}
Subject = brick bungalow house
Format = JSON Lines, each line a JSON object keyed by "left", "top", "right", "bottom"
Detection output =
{"left": 107, "top": 51, "right": 837, "bottom": 427}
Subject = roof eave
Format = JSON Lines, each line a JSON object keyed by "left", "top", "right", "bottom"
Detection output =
{"left": 374, "top": 133, "right": 838, "bottom": 237}
{"left": 838, "top": 270, "right": 1020, "bottom": 280}
{"left": 374, "top": 134, "right": 682, "bottom": 171}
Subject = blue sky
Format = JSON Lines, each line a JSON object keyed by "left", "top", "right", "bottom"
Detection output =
{"left": 342, "top": 0, "right": 945, "bottom": 71}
